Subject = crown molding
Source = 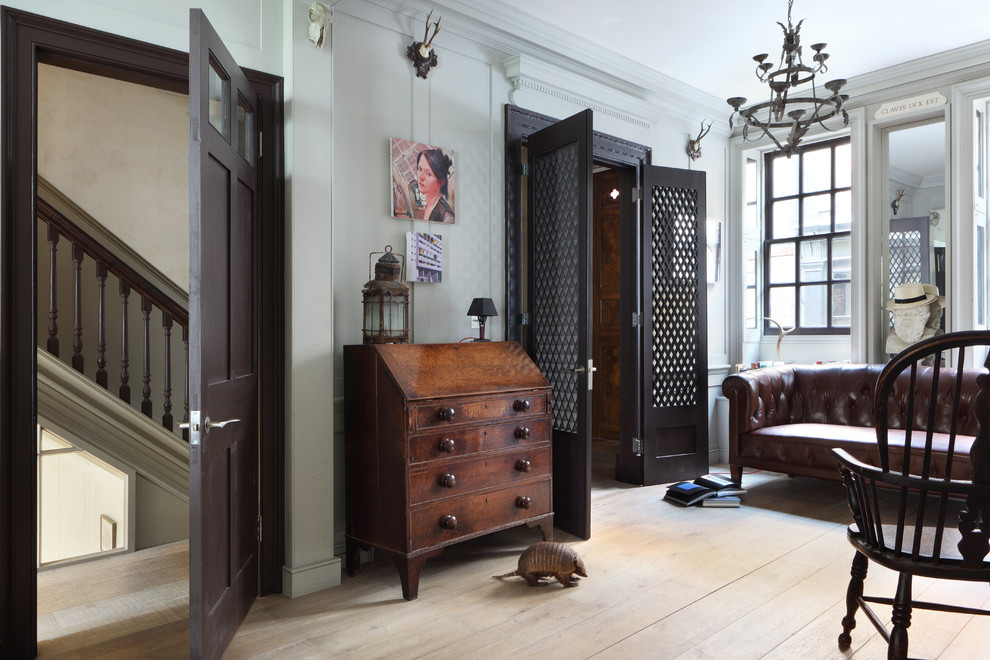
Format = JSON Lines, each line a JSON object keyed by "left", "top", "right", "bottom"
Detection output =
{"left": 351, "top": 0, "right": 730, "bottom": 127}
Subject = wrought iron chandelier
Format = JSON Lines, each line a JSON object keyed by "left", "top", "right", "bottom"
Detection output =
{"left": 727, "top": 0, "right": 848, "bottom": 156}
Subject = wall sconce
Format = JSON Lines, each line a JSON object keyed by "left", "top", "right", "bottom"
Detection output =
{"left": 467, "top": 297, "right": 497, "bottom": 341}
{"left": 362, "top": 246, "right": 409, "bottom": 344}
{"left": 406, "top": 10, "right": 441, "bottom": 79}
{"left": 307, "top": 2, "right": 331, "bottom": 48}
{"left": 686, "top": 120, "right": 712, "bottom": 161}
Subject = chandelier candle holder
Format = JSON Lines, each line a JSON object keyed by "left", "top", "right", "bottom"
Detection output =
{"left": 727, "top": 0, "right": 848, "bottom": 156}
{"left": 362, "top": 245, "right": 410, "bottom": 344}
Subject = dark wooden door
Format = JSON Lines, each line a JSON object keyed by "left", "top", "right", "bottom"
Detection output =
{"left": 189, "top": 9, "right": 258, "bottom": 659}
{"left": 527, "top": 109, "right": 593, "bottom": 540}
{"left": 593, "top": 169, "right": 622, "bottom": 442}
{"left": 639, "top": 165, "right": 708, "bottom": 485}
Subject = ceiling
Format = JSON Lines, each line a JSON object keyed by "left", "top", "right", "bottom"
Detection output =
{"left": 495, "top": 0, "right": 990, "bottom": 104}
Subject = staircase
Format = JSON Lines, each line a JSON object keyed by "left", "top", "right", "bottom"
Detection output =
{"left": 36, "top": 176, "right": 189, "bottom": 499}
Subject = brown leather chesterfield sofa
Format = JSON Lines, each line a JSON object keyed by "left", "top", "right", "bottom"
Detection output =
{"left": 721, "top": 363, "right": 984, "bottom": 485}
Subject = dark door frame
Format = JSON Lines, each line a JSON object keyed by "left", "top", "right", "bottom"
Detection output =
{"left": 0, "top": 8, "right": 285, "bottom": 656}
{"left": 504, "top": 105, "right": 651, "bottom": 486}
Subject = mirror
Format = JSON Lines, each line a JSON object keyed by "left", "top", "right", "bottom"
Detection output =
{"left": 885, "top": 118, "right": 946, "bottom": 354}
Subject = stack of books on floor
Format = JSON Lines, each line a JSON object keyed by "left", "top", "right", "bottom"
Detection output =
{"left": 663, "top": 473, "right": 747, "bottom": 508}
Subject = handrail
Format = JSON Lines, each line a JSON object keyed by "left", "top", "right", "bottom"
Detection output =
{"left": 36, "top": 196, "right": 188, "bottom": 327}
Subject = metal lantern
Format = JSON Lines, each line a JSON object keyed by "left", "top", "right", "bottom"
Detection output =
{"left": 362, "top": 245, "right": 410, "bottom": 344}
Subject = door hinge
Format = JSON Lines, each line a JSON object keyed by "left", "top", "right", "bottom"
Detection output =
{"left": 631, "top": 312, "right": 642, "bottom": 327}
{"left": 258, "top": 131, "right": 263, "bottom": 159}
{"left": 521, "top": 162, "right": 529, "bottom": 176}
{"left": 519, "top": 312, "right": 530, "bottom": 326}
{"left": 632, "top": 437, "right": 642, "bottom": 455}
{"left": 631, "top": 187, "right": 641, "bottom": 203}
{"left": 257, "top": 514, "right": 263, "bottom": 543}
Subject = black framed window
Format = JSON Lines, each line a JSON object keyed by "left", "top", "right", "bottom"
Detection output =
{"left": 764, "top": 137, "right": 851, "bottom": 334}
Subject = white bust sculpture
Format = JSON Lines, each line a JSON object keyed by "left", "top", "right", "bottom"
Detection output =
{"left": 886, "top": 282, "right": 945, "bottom": 356}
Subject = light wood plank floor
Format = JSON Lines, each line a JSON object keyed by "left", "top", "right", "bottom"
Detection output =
{"left": 37, "top": 454, "right": 990, "bottom": 659}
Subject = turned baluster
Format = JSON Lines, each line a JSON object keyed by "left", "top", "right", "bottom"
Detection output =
{"left": 182, "top": 325, "right": 190, "bottom": 441}
{"left": 162, "top": 312, "right": 174, "bottom": 431}
{"left": 119, "top": 281, "right": 131, "bottom": 403}
{"left": 47, "top": 225, "right": 60, "bottom": 356}
{"left": 141, "top": 296, "right": 153, "bottom": 418}
{"left": 95, "top": 262, "right": 108, "bottom": 388}
{"left": 72, "top": 243, "right": 84, "bottom": 373}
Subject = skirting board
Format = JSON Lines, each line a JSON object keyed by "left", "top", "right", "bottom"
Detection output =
{"left": 282, "top": 556, "right": 342, "bottom": 598}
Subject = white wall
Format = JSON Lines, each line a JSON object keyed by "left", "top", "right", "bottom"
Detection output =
{"left": 37, "top": 64, "right": 190, "bottom": 291}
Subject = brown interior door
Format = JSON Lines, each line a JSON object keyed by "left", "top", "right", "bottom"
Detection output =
{"left": 639, "top": 165, "right": 708, "bottom": 485}
{"left": 527, "top": 109, "right": 593, "bottom": 540}
{"left": 189, "top": 9, "right": 259, "bottom": 659}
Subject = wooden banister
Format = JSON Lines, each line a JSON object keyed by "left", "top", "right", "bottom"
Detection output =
{"left": 36, "top": 196, "right": 188, "bottom": 327}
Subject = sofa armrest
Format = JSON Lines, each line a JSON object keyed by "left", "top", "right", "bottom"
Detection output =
{"left": 722, "top": 367, "right": 796, "bottom": 434}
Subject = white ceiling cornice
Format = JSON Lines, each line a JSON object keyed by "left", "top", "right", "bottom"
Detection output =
{"left": 355, "top": 0, "right": 731, "bottom": 124}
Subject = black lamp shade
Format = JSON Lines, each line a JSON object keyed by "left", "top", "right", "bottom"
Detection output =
{"left": 467, "top": 298, "right": 497, "bottom": 341}
{"left": 467, "top": 297, "right": 498, "bottom": 318}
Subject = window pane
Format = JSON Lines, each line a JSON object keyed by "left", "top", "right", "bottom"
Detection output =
{"left": 834, "top": 190, "right": 851, "bottom": 232}
{"left": 802, "top": 147, "right": 831, "bottom": 193}
{"left": 832, "top": 282, "right": 851, "bottom": 327}
{"left": 800, "top": 285, "right": 828, "bottom": 327}
{"left": 800, "top": 239, "right": 828, "bottom": 282}
{"left": 209, "top": 56, "right": 229, "bottom": 139}
{"left": 832, "top": 236, "right": 851, "bottom": 281}
{"left": 773, "top": 199, "right": 799, "bottom": 238}
{"left": 745, "top": 251, "right": 757, "bottom": 329}
{"left": 769, "top": 287, "right": 796, "bottom": 328}
{"left": 772, "top": 154, "right": 799, "bottom": 197}
{"left": 802, "top": 194, "right": 832, "bottom": 235}
{"left": 835, "top": 142, "right": 851, "bottom": 189}
{"left": 237, "top": 93, "right": 254, "bottom": 165}
{"left": 769, "top": 242, "right": 795, "bottom": 284}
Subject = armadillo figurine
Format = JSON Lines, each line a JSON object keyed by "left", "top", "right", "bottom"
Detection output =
{"left": 493, "top": 541, "right": 587, "bottom": 587}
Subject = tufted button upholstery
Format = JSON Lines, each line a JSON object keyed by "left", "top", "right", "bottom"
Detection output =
{"left": 721, "top": 364, "right": 983, "bottom": 484}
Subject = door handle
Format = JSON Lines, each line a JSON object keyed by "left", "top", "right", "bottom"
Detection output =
{"left": 572, "top": 360, "right": 597, "bottom": 391}
{"left": 179, "top": 417, "right": 241, "bottom": 433}
{"left": 206, "top": 418, "right": 241, "bottom": 429}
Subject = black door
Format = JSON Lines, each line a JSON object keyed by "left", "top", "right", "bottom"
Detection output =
{"left": 639, "top": 165, "right": 708, "bottom": 485}
{"left": 189, "top": 9, "right": 259, "bottom": 659}
{"left": 527, "top": 109, "right": 593, "bottom": 539}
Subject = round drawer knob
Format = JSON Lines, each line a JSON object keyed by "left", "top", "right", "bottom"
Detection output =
{"left": 438, "top": 473, "right": 457, "bottom": 488}
{"left": 514, "top": 426, "right": 530, "bottom": 439}
{"left": 438, "top": 438, "right": 455, "bottom": 452}
{"left": 515, "top": 459, "right": 532, "bottom": 473}
{"left": 516, "top": 496, "right": 532, "bottom": 510}
{"left": 513, "top": 399, "right": 531, "bottom": 412}
{"left": 437, "top": 407, "right": 456, "bottom": 422}
{"left": 439, "top": 514, "right": 457, "bottom": 530}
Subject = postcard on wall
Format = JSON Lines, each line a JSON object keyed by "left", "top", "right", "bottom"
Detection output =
{"left": 407, "top": 232, "right": 443, "bottom": 283}
{"left": 391, "top": 138, "right": 456, "bottom": 223}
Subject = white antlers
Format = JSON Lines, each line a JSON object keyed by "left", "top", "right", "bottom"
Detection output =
{"left": 417, "top": 11, "right": 442, "bottom": 57}
{"left": 686, "top": 120, "right": 712, "bottom": 161}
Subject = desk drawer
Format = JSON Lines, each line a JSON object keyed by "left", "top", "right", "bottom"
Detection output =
{"left": 409, "top": 446, "right": 550, "bottom": 504}
{"left": 410, "top": 478, "right": 551, "bottom": 550}
{"left": 412, "top": 392, "right": 549, "bottom": 431}
{"left": 409, "top": 417, "right": 550, "bottom": 464}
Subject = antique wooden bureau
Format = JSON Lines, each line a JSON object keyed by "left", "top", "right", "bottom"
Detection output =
{"left": 343, "top": 341, "right": 553, "bottom": 600}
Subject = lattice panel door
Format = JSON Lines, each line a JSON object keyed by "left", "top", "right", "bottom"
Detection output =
{"left": 638, "top": 165, "right": 708, "bottom": 486}
{"left": 532, "top": 142, "right": 580, "bottom": 433}
{"left": 650, "top": 185, "right": 700, "bottom": 407}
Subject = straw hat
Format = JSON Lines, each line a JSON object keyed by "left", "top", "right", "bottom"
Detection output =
{"left": 921, "top": 283, "right": 946, "bottom": 307}
{"left": 886, "top": 282, "right": 938, "bottom": 310}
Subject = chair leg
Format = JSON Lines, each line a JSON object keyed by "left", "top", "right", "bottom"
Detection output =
{"left": 888, "top": 573, "right": 912, "bottom": 660}
{"left": 838, "top": 551, "right": 868, "bottom": 650}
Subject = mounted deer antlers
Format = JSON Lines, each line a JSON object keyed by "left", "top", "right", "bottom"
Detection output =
{"left": 407, "top": 11, "right": 442, "bottom": 79}
{"left": 686, "top": 120, "right": 712, "bottom": 161}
